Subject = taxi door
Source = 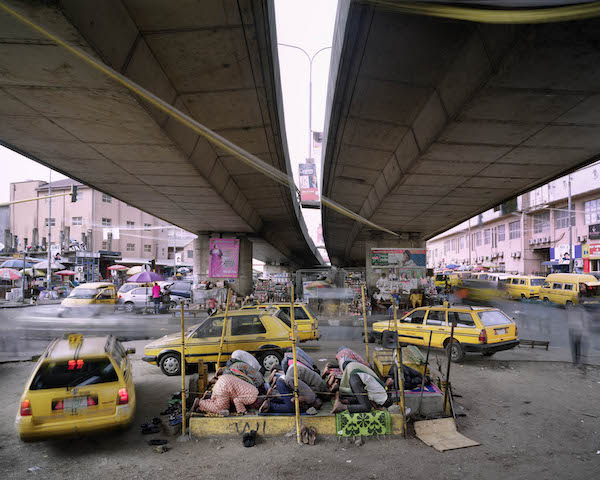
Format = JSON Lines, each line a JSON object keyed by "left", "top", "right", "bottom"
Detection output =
{"left": 422, "top": 309, "right": 448, "bottom": 347}
{"left": 186, "top": 317, "right": 225, "bottom": 363}
{"left": 447, "top": 310, "right": 480, "bottom": 344}
{"left": 228, "top": 314, "right": 270, "bottom": 354}
{"left": 396, "top": 309, "right": 427, "bottom": 346}
{"left": 97, "top": 286, "right": 117, "bottom": 308}
{"left": 505, "top": 278, "right": 518, "bottom": 299}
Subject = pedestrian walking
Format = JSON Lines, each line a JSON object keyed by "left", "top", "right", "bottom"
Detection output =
{"left": 567, "top": 303, "right": 588, "bottom": 364}
{"left": 152, "top": 282, "right": 161, "bottom": 314}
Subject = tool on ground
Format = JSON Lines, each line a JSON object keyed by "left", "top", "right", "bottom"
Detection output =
{"left": 393, "top": 304, "right": 407, "bottom": 437}
{"left": 215, "top": 288, "right": 232, "bottom": 369}
{"left": 417, "top": 330, "right": 433, "bottom": 415}
{"left": 361, "top": 285, "right": 369, "bottom": 363}
{"left": 289, "top": 284, "right": 302, "bottom": 445}
{"left": 443, "top": 320, "right": 456, "bottom": 415}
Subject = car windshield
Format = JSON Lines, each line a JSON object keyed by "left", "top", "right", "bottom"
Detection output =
{"left": 478, "top": 311, "right": 512, "bottom": 327}
{"left": 275, "top": 310, "right": 292, "bottom": 328}
{"left": 68, "top": 288, "right": 98, "bottom": 299}
{"left": 29, "top": 358, "right": 118, "bottom": 390}
{"left": 119, "top": 284, "right": 138, "bottom": 293}
{"left": 530, "top": 279, "right": 545, "bottom": 286}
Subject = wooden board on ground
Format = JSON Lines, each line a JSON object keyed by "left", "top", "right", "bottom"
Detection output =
{"left": 414, "top": 418, "right": 480, "bottom": 452}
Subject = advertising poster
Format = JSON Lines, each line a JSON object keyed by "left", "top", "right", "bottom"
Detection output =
{"left": 299, "top": 162, "right": 319, "bottom": 203}
{"left": 589, "top": 224, "right": 600, "bottom": 241}
{"left": 371, "top": 248, "right": 426, "bottom": 267}
{"left": 209, "top": 238, "right": 239, "bottom": 278}
{"left": 371, "top": 248, "right": 427, "bottom": 296}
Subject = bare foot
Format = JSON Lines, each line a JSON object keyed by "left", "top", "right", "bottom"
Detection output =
{"left": 259, "top": 400, "right": 270, "bottom": 413}
{"left": 265, "top": 387, "right": 274, "bottom": 398}
{"left": 330, "top": 393, "right": 347, "bottom": 414}
{"left": 218, "top": 409, "right": 230, "bottom": 417}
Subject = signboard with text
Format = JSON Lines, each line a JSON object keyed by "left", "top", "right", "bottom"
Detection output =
{"left": 589, "top": 224, "right": 600, "bottom": 240}
{"left": 299, "top": 162, "right": 319, "bottom": 205}
{"left": 371, "top": 248, "right": 426, "bottom": 268}
{"left": 208, "top": 238, "right": 240, "bottom": 278}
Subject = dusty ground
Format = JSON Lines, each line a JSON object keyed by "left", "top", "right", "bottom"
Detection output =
{"left": 0, "top": 342, "right": 599, "bottom": 480}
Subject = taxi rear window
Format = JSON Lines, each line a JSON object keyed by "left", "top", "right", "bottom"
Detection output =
{"left": 478, "top": 311, "right": 513, "bottom": 327}
{"left": 29, "top": 358, "right": 118, "bottom": 390}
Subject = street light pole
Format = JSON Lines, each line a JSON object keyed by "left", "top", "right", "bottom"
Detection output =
{"left": 278, "top": 43, "right": 332, "bottom": 160}
{"left": 47, "top": 170, "right": 52, "bottom": 288}
{"left": 568, "top": 174, "right": 573, "bottom": 273}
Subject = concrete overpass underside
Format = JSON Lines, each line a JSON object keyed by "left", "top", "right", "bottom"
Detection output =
{"left": 0, "top": 0, "right": 317, "bottom": 266}
{"left": 323, "top": 1, "right": 600, "bottom": 265}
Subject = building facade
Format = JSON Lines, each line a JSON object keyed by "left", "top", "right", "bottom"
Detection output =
{"left": 9, "top": 179, "right": 171, "bottom": 262}
{"left": 427, "top": 161, "right": 600, "bottom": 275}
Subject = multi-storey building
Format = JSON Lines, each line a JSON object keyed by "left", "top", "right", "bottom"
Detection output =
{"left": 427, "top": 161, "right": 600, "bottom": 275}
{"left": 9, "top": 179, "right": 170, "bottom": 263}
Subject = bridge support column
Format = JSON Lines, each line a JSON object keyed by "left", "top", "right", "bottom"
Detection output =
{"left": 193, "top": 233, "right": 253, "bottom": 296}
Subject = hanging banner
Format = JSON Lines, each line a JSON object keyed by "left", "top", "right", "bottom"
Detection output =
{"left": 299, "top": 161, "right": 319, "bottom": 205}
{"left": 371, "top": 248, "right": 426, "bottom": 267}
{"left": 209, "top": 238, "right": 240, "bottom": 278}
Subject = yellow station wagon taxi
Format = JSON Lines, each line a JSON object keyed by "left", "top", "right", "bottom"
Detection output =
{"left": 505, "top": 275, "right": 546, "bottom": 300}
{"left": 371, "top": 305, "right": 519, "bottom": 362}
{"left": 240, "top": 302, "right": 321, "bottom": 342}
{"left": 58, "top": 282, "right": 117, "bottom": 317}
{"left": 16, "top": 334, "right": 136, "bottom": 441}
{"left": 142, "top": 308, "right": 293, "bottom": 375}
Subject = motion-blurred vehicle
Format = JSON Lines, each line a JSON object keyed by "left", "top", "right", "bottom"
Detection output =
{"left": 16, "top": 334, "right": 136, "bottom": 441}
{"left": 142, "top": 308, "right": 293, "bottom": 375}
{"left": 370, "top": 305, "right": 518, "bottom": 362}
{"left": 539, "top": 273, "right": 600, "bottom": 306}
{"left": 434, "top": 272, "right": 463, "bottom": 291}
{"left": 505, "top": 275, "right": 546, "bottom": 300}
{"left": 459, "top": 273, "right": 510, "bottom": 303}
{"left": 239, "top": 302, "right": 321, "bottom": 342}
{"left": 57, "top": 283, "right": 117, "bottom": 317}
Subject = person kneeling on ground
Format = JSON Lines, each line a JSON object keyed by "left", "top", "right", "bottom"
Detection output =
{"left": 224, "top": 359, "right": 269, "bottom": 393}
{"left": 230, "top": 349, "right": 262, "bottom": 372}
{"left": 192, "top": 374, "right": 260, "bottom": 415}
{"left": 331, "top": 361, "right": 393, "bottom": 414}
{"left": 259, "top": 368, "right": 322, "bottom": 413}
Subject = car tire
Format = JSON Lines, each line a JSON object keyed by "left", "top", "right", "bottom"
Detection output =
{"left": 543, "top": 297, "right": 550, "bottom": 304}
{"left": 160, "top": 353, "right": 182, "bottom": 376}
{"left": 520, "top": 294, "right": 526, "bottom": 301}
{"left": 258, "top": 350, "right": 283, "bottom": 373}
{"left": 170, "top": 301, "right": 177, "bottom": 309}
{"left": 565, "top": 300, "right": 574, "bottom": 310}
{"left": 447, "top": 341, "right": 465, "bottom": 363}
{"left": 124, "top": 302, "right": 135, "bottom": 313}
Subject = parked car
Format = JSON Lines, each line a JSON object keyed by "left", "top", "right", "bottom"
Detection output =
{"left": 16, "top": 334, "right": 136, "bottom": 441}
{"left": 505, "top": 275, "right": 546, "bottom": 300}
{"left": 539, "top": 273, "right": 599, "bottom": 306}
{"left": 240, "top": 302, "right": 320, "bottom": 342}
{"left": 142, "top": 308, "right": 293, "bottom": 375}
{"left": 163, "top": 280, "right": 192, "bottom": 300}
{"left": 370, "top": 305, "right": 519, "bottom": 362}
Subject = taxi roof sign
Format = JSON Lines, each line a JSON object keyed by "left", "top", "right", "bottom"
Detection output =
{"left": 68, "top": 334, "right": 83, "bottom": 347}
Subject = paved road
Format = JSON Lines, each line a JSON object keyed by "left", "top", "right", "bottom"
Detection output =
{"left": 1, "top": 300, "right": 599, "bottom": 364}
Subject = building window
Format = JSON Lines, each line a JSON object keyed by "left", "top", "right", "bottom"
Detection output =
{"left": 555, "top": 208, "right": 576, "bottom": 229}
{"left": 102, "top": 218, "right": 112, "bottom": 227}
{"left": 451, "top": 238, "right": 457, "bottom": 253}
{"left": 144, "top": 244, "right": 152, "bottom": 253}
{"left": 533, "top": 211, "right": 550, "bottom": 234}
{"left": 101, "top": 241, "right": 108, "bottom": 249}
{"left": 102, "top": 193, "right": 112, "bottom": 203}
{"left": 509, "top": 221, "right": 520, "bottom": 240}
{"left": 44, "top": 218, "right": 55, "bottom": 227}
{"left": 497, "top": 224, "right": 505, "bottom": 242}
{"left": 126, "top": 243, "right": 135, "bottom": 252}
{"left": 144, "top": 223, "right": 151, "bottom": 231}
{"left": 475, "top": 231, "right": 482, "bottom": 246}
{"left": 484, "top": 229, "right": 491, "bottom": 245}
{"left": 126, "top": 221, "right": 135, "bottom": 228}
{"left": 459, "top": 236, "right": 465, "bottom": 250}
{"left": 584, "top": 199, "right": 600, "bottom": 225}
{"left": 187, "top": 250, "right": 194, "bottom": 259}
{"left": 72, "top": 216, "right": 82, "bottom": 226}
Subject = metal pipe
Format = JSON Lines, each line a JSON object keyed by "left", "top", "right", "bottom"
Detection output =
{"left": 290, "top": 284, "right": 302, "bottom": 444}
{"left": 361, "top": 285, "right": 369, "bottom": 363}
{"left": 47, "top": 171, "right": 51, "bottom": 289}
{"left": 393, "top": 305, "right": 407, "bottom": 437}
{"left": 443, "top": 321, "right": 456, "bottom": 415}
{"left": 215, "top": 288, "right": 231, "bottom": 369}
{"left": 568, "top": 174, "right": 573, "bottom": 273}
{"left": 180, "top": 301, "right": 186, "bottom": 436}
{"left": 417, "top": 331, "right": 433, "bottom": 415}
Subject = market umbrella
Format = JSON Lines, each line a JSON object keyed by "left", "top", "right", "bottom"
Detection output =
{"left": 1, "top": 259, "right": 33, "bottom": 269}
{"left": 0, "top": 268, "right": 21, "bottom": 281}
{"left": 126, "top": 265, "right": 146, "bottom": 275}
{"left": 177, "top": 267, "right": 190, "bottom": 273}
{"left": 127, "top": 271, "right": 164, "bottom": 283}
{"left": 56, "top": 270, "right": 76, "bottom": 276}
{"left": 108, "top": 264, "right": 129, "bottom": 271}
{"left": 34, "top": 260, "right": 65, "bottom": 270}
{"left": 445, "top": 264, "right": 460, "bottom": 270}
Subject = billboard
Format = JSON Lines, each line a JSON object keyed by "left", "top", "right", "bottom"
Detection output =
{"left": 589, "top": 224, "right": 600, "bottom": 240}
{"left": 209, "top": 238, "right": 240, "bottom": 278}
{"left": 299, "top": 162, "right": 319, "bottom": 204}
{"left": 371, "top": 248, "right": 426, "bottom": 267}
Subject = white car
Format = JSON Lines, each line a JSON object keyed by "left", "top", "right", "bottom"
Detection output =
{"left": 117, "top": 286, "right": 172, "bottom": 313}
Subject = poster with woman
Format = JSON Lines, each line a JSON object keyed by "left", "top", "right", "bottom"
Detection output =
{"left": 209, "top": 239, "right": 240, "bottom": 278}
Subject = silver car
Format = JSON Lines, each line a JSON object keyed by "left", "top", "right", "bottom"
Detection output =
{"left": 117, "top": 286, "right": 153, "bottom": 313}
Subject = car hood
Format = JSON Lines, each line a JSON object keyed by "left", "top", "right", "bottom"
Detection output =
{"left": 145, "top": 332, "right": 189, "bottom": 349}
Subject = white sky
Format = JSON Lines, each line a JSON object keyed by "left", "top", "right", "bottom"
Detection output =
{"left": 275, "top": 0, "right": 338, "bottom": 253}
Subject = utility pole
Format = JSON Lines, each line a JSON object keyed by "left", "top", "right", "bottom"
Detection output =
{"left": 568, "top": 174, "right": 573, "bottom": 273}
{"left": 47, "top": 170, "right": 52, "bottom": 288}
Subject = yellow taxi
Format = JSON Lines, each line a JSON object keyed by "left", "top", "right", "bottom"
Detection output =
{"left": 239, "top": 302, "right": 321, "bottom": 342}
{"left": 370, "top": 305, "right": 519, "bottom": 362}
{"left": 58, "top": 282, "right": 117, "bottom": 317}
{"left": 142, "top": 308, "right": 293, "bottom": 375}
{"left": 505, "top": 275, "right": 546, "bottom": 300}
{"left": 16, "top": 334, "right": 136, "bottom": 441}
{"left": 539, "top": 273, "right": 599, "bottom": 306}
{"left": 434, "top": 273, "right": 463, "bottom": 290}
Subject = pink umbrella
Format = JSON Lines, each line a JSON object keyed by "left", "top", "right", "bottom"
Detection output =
{"left": 55, "top": 270, "right": 76, "bottom": 276}
{"left": 0, "top": 268, "right": 21, "bottom": 281}
{"left": 108, "top": 264, "right": 128, "bottom": 271}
